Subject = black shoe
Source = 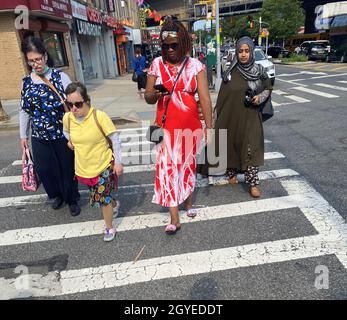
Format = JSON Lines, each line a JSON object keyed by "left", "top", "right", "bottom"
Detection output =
{"left": 52, "top": 197, "right": 64, "bottom": 210}
{"left": 69, "top": 204, "right": 81, "bottom": 217}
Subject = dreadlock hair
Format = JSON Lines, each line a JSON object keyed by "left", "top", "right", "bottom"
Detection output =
{"left": 160, "top": 17, "right": 192, "bottom": 63}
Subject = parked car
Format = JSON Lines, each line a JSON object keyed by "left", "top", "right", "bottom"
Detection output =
{"left": 267, "top": 46, "right": 291, "bottom": 58}
{"left": 221, "top": 48, "right": 276, "bottom": 85}
{"left": 297, "top": 40, "right": 330, "bottom": 61}
{"left": 326, "top": 46, "right": 347, "bottom": 63}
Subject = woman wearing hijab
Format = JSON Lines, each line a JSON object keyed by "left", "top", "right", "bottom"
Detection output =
{"left": 213, "top": 37, "right": 272, "bottom": 198}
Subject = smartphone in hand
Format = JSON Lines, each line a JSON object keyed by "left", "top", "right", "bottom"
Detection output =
{"left": 154, "top": 84, "right": 169, "bottom": 94}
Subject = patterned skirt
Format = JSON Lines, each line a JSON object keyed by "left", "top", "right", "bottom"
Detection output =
{"left": 89, "top": 165, "right": 118, "bottom": 208}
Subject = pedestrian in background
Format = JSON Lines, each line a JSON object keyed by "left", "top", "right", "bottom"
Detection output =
{"left": 132, "top": 48, "right": 147, "bottom": 97}
{"left": 145, "top": 17, "right": 213, "bottom": 234}
{"left": 213, "top": 36, "right": 272, "bottom": 198}
{"left": 63, "top": 82, "right": 123, "bottom": 242}
{"left": 19, "top": 36, "right": 80, "bottom": 216}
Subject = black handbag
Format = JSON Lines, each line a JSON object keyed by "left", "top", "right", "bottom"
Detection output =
{"left": 259, "top": 95, "right": 274, "bottom": 122}
{"left": 132, "top": 71, "right": 138, "bottom": 82}
{"left": 146, "top": 57, "right": 189, "bottom": 144}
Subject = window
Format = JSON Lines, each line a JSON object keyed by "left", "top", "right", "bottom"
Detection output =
{"left": 41, "top": 32, "right": 68, "bottom": 68}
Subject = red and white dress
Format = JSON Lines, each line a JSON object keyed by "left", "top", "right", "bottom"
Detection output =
{"left": 148, "top": 56, "right": 205, "bottom": 207}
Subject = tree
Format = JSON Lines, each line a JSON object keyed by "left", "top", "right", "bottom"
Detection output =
{"left": 220, "top": 14, "right": 260, "bottom": 42}
{"left": 261, "top": 0, "right": 305, "bottom": 44}
{"left": 0, "top": 100, "right": 10, "bottom": 122}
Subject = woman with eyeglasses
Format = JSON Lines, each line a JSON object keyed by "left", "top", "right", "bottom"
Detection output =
{"left": 63, "top": 82, "right": 123, "bottom": 242}
{"left": 19, "top": 36, "right": 80, "bottom": 216}
{"left": 144, "top": 17, "right": 213, "bottom": 235}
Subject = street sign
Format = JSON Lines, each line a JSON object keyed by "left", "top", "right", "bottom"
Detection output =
{"left": 194, "top": 3, "right": 207, "bottom": 18}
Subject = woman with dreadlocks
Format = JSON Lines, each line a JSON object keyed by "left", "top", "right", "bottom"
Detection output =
{"left": 145, "top": 17, "right": 213, "bottom": 235}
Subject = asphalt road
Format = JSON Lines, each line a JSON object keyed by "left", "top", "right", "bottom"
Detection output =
{"left": 0, "top": 63, "right": 347, "bottom": 301}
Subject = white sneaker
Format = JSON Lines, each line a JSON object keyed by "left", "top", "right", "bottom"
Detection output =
{"left": 208, "top": 176, "right": 214, "bottom": 185}
{"left": 113, "top": 200, "right": 120, "bottom": 218}
{"left": 103, "top": 228, "right": 116, "bottom": 242}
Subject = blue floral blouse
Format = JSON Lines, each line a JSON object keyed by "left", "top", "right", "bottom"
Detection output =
{"left": 21, "top": 68, "right": 67, "bottom": 140}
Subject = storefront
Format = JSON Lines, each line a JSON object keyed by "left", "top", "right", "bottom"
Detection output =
{"left": 0, "top": 0, "right": 75, "bottom": 99}
{"left": 70, "top": 1, "right": 119, "bottom": 82}
{"left": 114, "top": 24, "right": 129, "bottom": 76}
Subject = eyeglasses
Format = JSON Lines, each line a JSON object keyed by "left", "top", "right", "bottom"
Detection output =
{"left": 162, "top": 43, "right": 179, "bottom": 51}
{"left": 65, "top": 100, "right": 84, "bottom": 109}
{"left": 27, "top": 56, "right": 45, "bottom": 67}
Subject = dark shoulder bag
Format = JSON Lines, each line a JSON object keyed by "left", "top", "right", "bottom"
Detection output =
{"left": 259, "top": 95, "right": 274, "bottom": 122}
{"left": 146, "top": 57, "right": 189, "bottom": 144}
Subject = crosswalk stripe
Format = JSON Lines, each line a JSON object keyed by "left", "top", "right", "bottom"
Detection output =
{"left": 272, "top": 101, "right": 280, "bottom": 107}
{"left": 118, "top": 127, "right": 148, "bottom": 133}
{"left": 0, "top": 233, "right": 334, "bottom": 298}
{"left": 10, "top": 144, "right": 274, "bottom": 167}
{"left": 314, "top": 83, "right": 347, "bottom": 92}
{"left": 0, "top": 234, "right": 331, "bottom": 298}
{"left": 285, "top": 95, "right": 311, "bottom": 103}
{"left": 272, "top": 90, "right": 288, "bottom": 95}
{"left": 311, "top": 73, "right": 347, "bottom": 80}
{"left": 0, "top": 193, "right": 305, "bottom": 246}
{"left": 2, "top": 176, "right": 347, "bottom": 298}
{"left": 3, "top": 153, "right": 286, "bottom": 185}
{"left": 337, "top": 80, "right": 347, "bottom": 84}
{"left": 122, "top": 141, "right": 153, "bottom": 147}
{"left": 292, "top": 86, "right": 339, "bottom": 98}
{"left": 0, "top": 169, "right": 299, "bottom": 207}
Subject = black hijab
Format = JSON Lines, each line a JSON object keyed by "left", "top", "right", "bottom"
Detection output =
{"left": 223, "top": 37, "right": 268, "bottom": 94}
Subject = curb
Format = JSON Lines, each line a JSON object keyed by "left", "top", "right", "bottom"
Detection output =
{"left": 273, "top": 60, "right": 317, "bottom": 65}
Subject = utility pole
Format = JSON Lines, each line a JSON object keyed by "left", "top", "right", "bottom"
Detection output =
{"left": 258, "top": 16, "right": 262, "bottom": 46}
{"left": 215, "top": 0, "right": 222, "bottom": 92}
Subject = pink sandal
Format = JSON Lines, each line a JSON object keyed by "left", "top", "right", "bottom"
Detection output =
{"left": 186, "top": 208, "right": 198, "bottom": 218}
{"left": 165, "top": 224, "right": 181, "bottom": 235}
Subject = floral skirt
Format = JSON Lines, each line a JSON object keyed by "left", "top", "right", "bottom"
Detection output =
{"left": 89, "top": 166, "right": 118, "bottom": 208}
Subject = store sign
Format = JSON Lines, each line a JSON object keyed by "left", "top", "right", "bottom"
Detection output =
{"left": 71, "top": 0, "right": 87, "bottom": 21}
{"left": 87, "top": 6, "right": 102, "bottom": 25}
{"left": 77, "top": 19, "right": 101, "bottom": 37}
{"left": 30, "top": 0, "right": 72, "bottom": 20}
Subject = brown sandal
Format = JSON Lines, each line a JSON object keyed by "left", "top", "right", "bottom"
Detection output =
{"left": 249, "top": 186, "right": 261, "bottom": 198}
{"left": 228, "top": 176, "right": 238, "bottom": 185}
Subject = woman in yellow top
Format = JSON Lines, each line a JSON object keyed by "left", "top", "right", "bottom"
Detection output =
{"left": 63, "top": 82, "right": 123, "bottom": 242}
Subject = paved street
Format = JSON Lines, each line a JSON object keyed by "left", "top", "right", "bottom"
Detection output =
{"left": 0, "top": 63, "right": 347, "bottom": 300}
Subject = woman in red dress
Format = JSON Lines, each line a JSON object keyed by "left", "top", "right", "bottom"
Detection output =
{"left": 145, "top": 18, "right": 213, "bottom": 234}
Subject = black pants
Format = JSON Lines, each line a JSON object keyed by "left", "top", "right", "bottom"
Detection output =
{"left": 31, "top": 137, "right": 79, "bottom": 205}
{"left": 137, "top": 72, "right": 147, "bottom": 90}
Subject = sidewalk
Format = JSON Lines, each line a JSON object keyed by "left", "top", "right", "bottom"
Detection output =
{"left": 0, "top": 73, "right": 218, "bottom": 131}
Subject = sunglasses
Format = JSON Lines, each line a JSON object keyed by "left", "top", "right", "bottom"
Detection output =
{"left": 162, "top": 43, "right": 179, "bottom": 51}
{"left": 65, "top": 100, "right": 84, "bottom": 109}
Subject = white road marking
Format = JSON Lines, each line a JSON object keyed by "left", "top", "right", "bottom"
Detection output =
{"left": 4, "top": 153, "right": 285, "bottom": 185}
{"left": 276, "top": 71, "right": 327, "bottom": 77}
{"left": 0, "top": 234, "right": 335, "bottom": 298}
{"left": 272, "top": 101, "right": 281, "bottom": 107}
{"left": 0, "top": 169, "right": 298, "bottom": 207}
{"left": 272, "top": 90, "right": 288, "bottom": 95}
{"left": 118, "top": 127, "right": 148, "bottom": 133}
{"left": 337, "top": 80, "right": 347, "bottom": 84}
{"left": 0, "top": 193, "right": 303, "bottom": 246}
{"left": 314, "top": 83, "right": 347, "bottom": 92}
{"left": 285, "top": 95, "right": 311, "bottom": 103}
{"left": 2, "top": 175, "right": 347, "bottom": 299}
{"left": 10, "top": 142, "right": 273, "bottom": 167}
{"left": 310, "top": 73, "right": 347, "bottom": 80}
{"left": 292, "top": 86, "right": 339, "bottom": 98}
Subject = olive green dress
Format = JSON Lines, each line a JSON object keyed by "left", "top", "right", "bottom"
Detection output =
{"left": 214, "top": 68, "right": 267, "bottom": 171}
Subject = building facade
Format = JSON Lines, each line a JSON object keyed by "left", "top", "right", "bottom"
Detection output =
{"left": 0, "top": 0, "right": 76, "bottom": 99}
{"left": 0, "top": 0, "right": 141, "bottom": 99}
